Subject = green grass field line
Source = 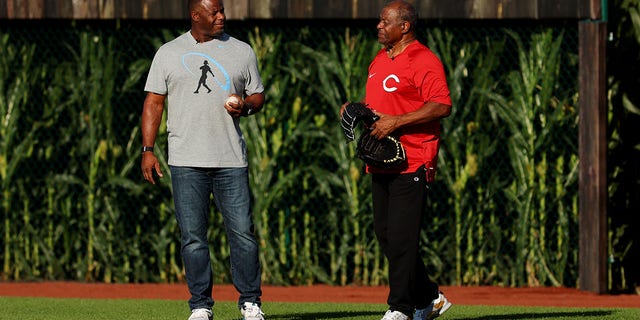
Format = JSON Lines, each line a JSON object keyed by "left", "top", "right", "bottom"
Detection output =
{"left": 0, "top": 297, "right": 639, "bottom": 320}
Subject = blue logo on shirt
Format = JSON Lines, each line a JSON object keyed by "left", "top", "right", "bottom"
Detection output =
{"left": 182, "top": 52, "right": 231, "bottom": 92}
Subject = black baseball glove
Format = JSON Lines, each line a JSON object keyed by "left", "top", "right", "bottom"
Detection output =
{"left": 341, "top": 102, "right": 406, "bottom": 168}
{"left": 341, "top": 102, "right": 379, "bottom": 142}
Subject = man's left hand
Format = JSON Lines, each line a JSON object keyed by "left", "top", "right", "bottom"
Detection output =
{"left": 224, "top": 94, "right": 244, "bottom": 117}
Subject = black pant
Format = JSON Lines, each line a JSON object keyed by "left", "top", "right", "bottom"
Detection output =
{"left": 372, "top": 167, "right": 439, "bottom": 316}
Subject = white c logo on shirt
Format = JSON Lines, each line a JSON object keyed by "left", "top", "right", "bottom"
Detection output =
{"left": 383, "top": 74, "right": 400, "bottom": 92}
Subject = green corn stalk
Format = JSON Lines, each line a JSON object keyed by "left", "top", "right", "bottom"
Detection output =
{"left": 14, "top": 183, "right": 28, "bottom": 279}
{"left": 288, "top": 213, "right": 298, "bottom": 282}
{"left": 65, "top": 32, "right": 116, "bottom": 281}
{"left": 285, "top": 28, "right": 381, "bottom": 285}
{"left": 245, "top": 27, "right": 384, "bottom": 285}
{"left": 486, "top": 29, "right": 577, "bottom": 286}
{"left": 45, "top": 184, "right": 55, "bottom": 278}
{"left": 44, "top": 31, "right": 149, "bottom": 282}
{"left": 41, "top": 178, "right": 74, "bottom": 279}
{"left": 427, "top": 28, "right": 506, "bottom": 285}
{"left": 148, "top": 202, "right": 174, "bottom": 282}
{"left": 244, "top": 27, "right": 284, "bottom": 284}
{"left": 302, "top": 211, "right": 313, "bottom": 285}
{"left": 242, "top": 96, "right": 325, "bottom": 284}
{"left": 278, "top": 208, "right": 287, "bottom": 266}
{"left": 46, "top": 32, "right": 110, "bottom": 281}
{"left": 0, "top": 34, "right": 41, "bottom": 280}
{"left": 246, "top": 27, "right": 333, "bottom": 284}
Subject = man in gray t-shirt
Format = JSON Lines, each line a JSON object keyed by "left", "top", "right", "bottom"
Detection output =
{"left": 140, "top": 1, "right": 265, "bottom": 320}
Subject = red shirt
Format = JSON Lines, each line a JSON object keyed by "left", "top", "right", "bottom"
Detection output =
{"left": 365, "top": 41, "right": 451, "bottom": 174}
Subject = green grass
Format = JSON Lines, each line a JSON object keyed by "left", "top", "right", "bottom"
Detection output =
{"left": 0, "top": 297, "right": 638, "bottom": 320}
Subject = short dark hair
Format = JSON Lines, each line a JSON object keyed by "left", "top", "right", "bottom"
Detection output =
{"left": 188, "top": 0, "right": 201, "bottom": 12}
{"left": 395, "top": 1, "right": 418, "bottom": 27}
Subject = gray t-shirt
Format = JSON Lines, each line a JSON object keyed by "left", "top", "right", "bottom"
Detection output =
{"left": 145, "top": 31, "right": 264, "bottom": 167}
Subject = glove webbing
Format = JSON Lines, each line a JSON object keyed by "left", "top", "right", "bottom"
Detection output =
{"left": 341, "top": 102, "right": 379, "bottom": 142}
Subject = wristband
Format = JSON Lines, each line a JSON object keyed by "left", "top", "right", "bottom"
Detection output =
{"left": 141, "top": 146, "right": 154, "bottom": 153}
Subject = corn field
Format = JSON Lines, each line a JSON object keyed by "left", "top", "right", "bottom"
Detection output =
{"left": 0, "top": 13, "right": 638, "bottom": 291}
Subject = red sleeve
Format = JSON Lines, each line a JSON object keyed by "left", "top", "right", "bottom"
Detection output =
{"left": 414, "top": 52, "right": 451, "bottom": 106}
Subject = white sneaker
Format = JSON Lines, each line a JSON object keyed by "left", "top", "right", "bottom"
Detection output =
{"left": 240, "top": 302, "right": 265, "bottom": 320}
{"left": 381, "top": 310, "right": 410, "bottom": 320}
{"left": 414, "top": 292, "right": 452, "bottom": 320}
{"left": 188, "top": 308, "right": 212, "bottom": 320}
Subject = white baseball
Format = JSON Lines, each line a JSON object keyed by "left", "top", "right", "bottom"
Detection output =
{"left": 225, "top": 96, "right": 240, "bottom": 106}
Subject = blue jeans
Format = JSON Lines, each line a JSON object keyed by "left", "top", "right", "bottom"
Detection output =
{"left": 170, "top": 166, "right": 262, "bottom": 310}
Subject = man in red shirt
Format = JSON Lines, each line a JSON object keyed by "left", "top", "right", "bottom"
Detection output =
{"left": 358, "top": 1, "right": 453, "bottom": 319}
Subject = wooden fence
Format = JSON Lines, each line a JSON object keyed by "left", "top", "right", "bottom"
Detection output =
{"left": 1, "top": 0, "right": 597, "bottom": 20}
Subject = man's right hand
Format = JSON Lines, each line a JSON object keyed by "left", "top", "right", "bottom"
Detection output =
{"left": 141, "top": 152, "right": 163, "bottom": 185}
